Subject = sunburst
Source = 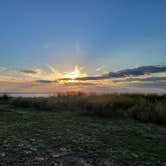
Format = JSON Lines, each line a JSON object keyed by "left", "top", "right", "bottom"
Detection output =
{"left": 65, "top": 66, "right": 80, "bottom": 79}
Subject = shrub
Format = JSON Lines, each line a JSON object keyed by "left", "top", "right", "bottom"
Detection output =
{"left": 0, "top": 94, "right": 10, "bottom": 101}
{"left": 155, "top": 102, "right": 166, "bottom": 125}
{"left": 4, "top": 93, "right": 166, "bottom": 126}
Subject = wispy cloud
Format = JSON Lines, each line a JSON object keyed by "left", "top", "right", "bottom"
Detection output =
{"left": 108, "top": 65, "right": 166, "bottom": 78}
{"left": 0, "top": 66, "right": 7, "bottom": 72}
{"left": 96, "top": 65, "right": 106, "bottom": 72}
{"left": 21, "top": 70, "right": 39, "bottom": 74}
{"left": 1, "top": 64, "right": 166, "bottom": 93}
{"left": 68, "top": 65, "right": 166, "bottom": 81}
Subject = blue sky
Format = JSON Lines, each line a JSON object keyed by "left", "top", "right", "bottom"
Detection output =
{"left": 0, "top": 0, "right": 166, "bottom": 70}
{"left": 0, "top": 0, "right": 166, "bottom": 93}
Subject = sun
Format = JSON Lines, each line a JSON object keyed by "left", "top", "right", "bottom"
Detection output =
{"left": 65, "top": 66, "right": 80, "bottom": 79}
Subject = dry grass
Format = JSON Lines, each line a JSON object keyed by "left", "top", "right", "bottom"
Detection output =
{"left": 1, "top": 93, "right": 166, "bottom": 125}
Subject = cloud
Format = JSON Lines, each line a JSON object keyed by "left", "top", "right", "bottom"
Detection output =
{"left": 40, "top": 65, "right": 166, "bottom": 93}
{"left": 0, "top": 66, "right": 7, "bottom": 72}
{"left": 33, "top": 65, "right": 166, "bottom": 83}
{"left": 21, "top": 70, "right": 39, "bottom": 74}
{"left": 96, "top": 65, "right": 106, "bottom": 71}
{"left": 73, "top": 65, "right": 166, "bottom": 81}
{"left": 59, "top": 76, "right": 107, "bottom": 81}
{"left": 20, "top": 66, "right": 63, "bottom": 81}
{"left": 36, "top": 80, "right": 57, "bottom": 83}
{"left": 1, "top": 64, "right": 166, "bottom": 94}
{"left": 113, "top": 77, "right": 166, "bottom": 83}
{"left": 108, "top": 65, "right": 166, "bottom": 78}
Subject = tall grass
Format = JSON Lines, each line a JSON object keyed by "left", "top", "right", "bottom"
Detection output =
{"left": 1, "top": 93, "right": 166, "bottom": 125}
{"left": 82, "top": 94, "right": 166, "bottom": 125}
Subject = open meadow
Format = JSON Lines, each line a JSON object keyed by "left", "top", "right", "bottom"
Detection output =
{"left": 0, "top": 94, "right": 166, "bottom": 166}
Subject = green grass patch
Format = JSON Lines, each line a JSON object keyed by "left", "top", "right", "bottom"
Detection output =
{"left": 0, "top": 102, "right": 166, "bottom": 165}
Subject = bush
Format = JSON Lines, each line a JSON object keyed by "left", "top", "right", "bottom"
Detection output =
{"left": 155, "top": 102, "right": 166, "bottom": 125}
{"left": 3, "top": 93, "right": 166, "bottom": 126}
{"left": 82, "top": 94, "right": 166, "bottom": 125}
{"left": 0, "top": 94, "right": 10, "bottom": 101}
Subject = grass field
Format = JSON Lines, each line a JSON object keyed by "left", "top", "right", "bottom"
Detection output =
{"left": 0, "top": 94, "right": 166, "bottom": 165}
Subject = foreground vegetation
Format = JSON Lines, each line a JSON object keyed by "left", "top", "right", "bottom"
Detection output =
{"left": 0, "top": 93, "right": 166, "bottom": 165}
{"left": 2, "top": 93, "right": 166, "bottom": 125}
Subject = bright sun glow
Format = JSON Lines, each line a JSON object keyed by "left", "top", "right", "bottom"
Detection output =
{"left": 65, "top": 66, "right": 80, "bottom": 79}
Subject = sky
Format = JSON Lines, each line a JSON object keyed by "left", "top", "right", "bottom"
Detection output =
{"left": 0, "top": 0, "right": 166, "bottom": 94}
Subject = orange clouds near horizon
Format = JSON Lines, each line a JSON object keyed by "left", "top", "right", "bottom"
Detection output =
{"left": 0, "top": 64, "right": 166, "bottom": 94}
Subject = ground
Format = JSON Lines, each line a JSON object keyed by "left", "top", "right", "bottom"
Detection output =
{"left": 0, "top": 103, "right": 166, "bottom": 166}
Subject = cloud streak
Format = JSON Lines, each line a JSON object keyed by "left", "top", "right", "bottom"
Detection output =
{"left": 57, "top": 65, "right": 166, "bottom": 81}
{"left": 108, "top": 65, "right": 166, "bottom": 78}
{"left": 21, "top": 70, "right": 39, "bottom": 74}
{"left": 1, "top": 64, "right": 166, "bottom": 93}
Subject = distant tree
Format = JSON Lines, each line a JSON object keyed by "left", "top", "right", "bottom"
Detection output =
{"left": 1, "top": 93, "right": 10, "bottom": 101}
